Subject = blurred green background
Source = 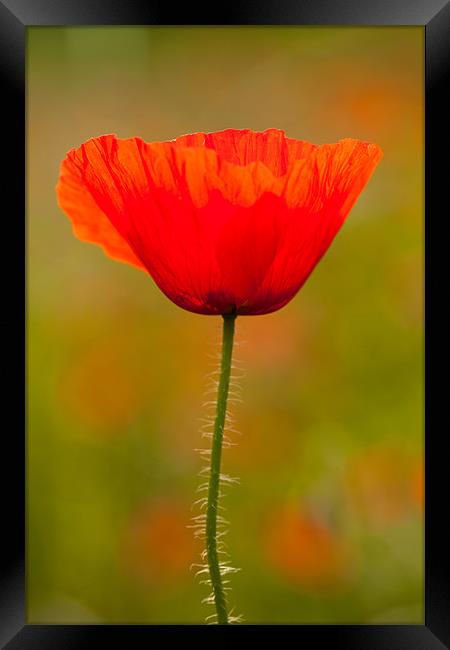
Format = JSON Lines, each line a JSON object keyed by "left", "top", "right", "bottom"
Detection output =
{"left": 27, "top": 27, "right": 423, "bottom": 624}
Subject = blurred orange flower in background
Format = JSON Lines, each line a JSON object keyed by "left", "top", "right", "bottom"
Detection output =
{"left": 344, "top": 447, "right": 422, "bottom": 529}
{"left": 264, "top": 504, "right": 353, "bottom": 593}
{"left": 121, "top": 500, "right": 198, "bottom": 585}
{"left": 410, "top": 458, "right": 424, "bottom": 512}
{"left": 59, "top": 337, "right": 145, "bottom": 435}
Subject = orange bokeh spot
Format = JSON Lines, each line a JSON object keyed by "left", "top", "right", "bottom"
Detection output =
{"left": 345, "top": 447, "right": 422, "bottom": 528}
{"left": 121, "top": 500, "right": 199, "bottom": 585}
{"left": 60, "top": 339, "right": 144, "bottom": 435}
{"left": 410, "top": 459, "right": 424, "bottom": 512}
{"left": 265, "top": 505, "right": 352, "bottom": 592}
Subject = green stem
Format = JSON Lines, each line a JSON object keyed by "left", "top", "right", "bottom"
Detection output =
{"left": 206, "top": 313, "right": 236, "bottom": 625}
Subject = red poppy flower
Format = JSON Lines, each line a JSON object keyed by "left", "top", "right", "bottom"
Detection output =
{"left": 56, "top": 128, "right": 382, "bottom": 316}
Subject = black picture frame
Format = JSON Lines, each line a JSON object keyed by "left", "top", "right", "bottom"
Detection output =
{"left": 1, "top": 0, "right": 449, "bottom": 647}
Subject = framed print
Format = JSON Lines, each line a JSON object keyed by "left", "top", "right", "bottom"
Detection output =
{"left": 1, "top": 0, "right": 449, "bottom": 647}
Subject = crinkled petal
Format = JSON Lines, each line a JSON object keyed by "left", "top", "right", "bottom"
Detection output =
{"left": 239, "top": 139, "right": 384, "bottom": 314}
{"left": 174, "top": 128, "right": 314, "bottom": 177}
{"left": 56, "top": 150, "right": 145, "bottom": 270}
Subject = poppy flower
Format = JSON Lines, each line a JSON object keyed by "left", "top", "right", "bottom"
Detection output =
{"left": 56, "top": 128, "right": 382, "bottom": 316}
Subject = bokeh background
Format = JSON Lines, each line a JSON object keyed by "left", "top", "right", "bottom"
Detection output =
{"left": 27, "top": 27, "right": 423, "bottom": 624}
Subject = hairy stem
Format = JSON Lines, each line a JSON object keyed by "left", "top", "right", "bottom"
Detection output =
{"left": 206, "top": 313, "right": 236, "bottom": 624}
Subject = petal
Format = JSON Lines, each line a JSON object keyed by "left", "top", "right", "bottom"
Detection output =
{"left": 56, "top": 135, "right": 292, "bottom": 314}
{"left": 242, "top": 139, "right": 383, "bottom": 314}
{"left": 215, "top": 193, "right": 283, "bottom": 309}
{"left": 285, "top": 137, "right": 318, "bottom": 163}
{"left": 281, "top": 139, "right": 383, "bottom": 211}
{"left": 175, "top": 128, "right": 292, "bottom": 176}
{"left": 58, "top": 135, "right": 233, "bottom": 314}
{"left": 56, "top": 144, "right": 145, "bottom": 270}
